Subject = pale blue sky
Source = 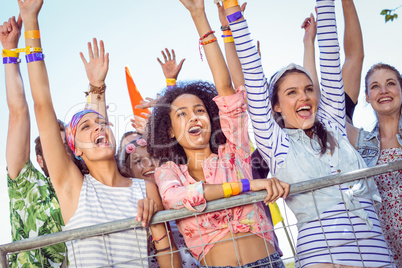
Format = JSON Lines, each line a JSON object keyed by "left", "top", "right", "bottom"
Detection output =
{"left": 0, "top": 0, "right": 401, "bottom": 259}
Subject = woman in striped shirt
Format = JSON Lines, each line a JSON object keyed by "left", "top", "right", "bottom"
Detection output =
{"left": 223, "top": 0, "right": 394, "bottom": 267}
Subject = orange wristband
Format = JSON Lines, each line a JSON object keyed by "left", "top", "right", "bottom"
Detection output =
{"left": 229, "top": 182, "right": 240, "bottom": 195}
{"left": 222, "top": 29, "right": 232, "bottom": 36}
{"left": 25, "top": 30, "right": 40, "bottom": 39}
{"left": 223, "top": 0, "right": 239, "bottom": 9}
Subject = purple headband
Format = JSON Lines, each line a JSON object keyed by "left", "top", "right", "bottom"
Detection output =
{"left": 66, "top": 110, "right": 103, "bottom": 159}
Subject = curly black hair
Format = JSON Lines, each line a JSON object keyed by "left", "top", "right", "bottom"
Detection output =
{"left": 147, "top": 81, "right": 227, "bottom": 165}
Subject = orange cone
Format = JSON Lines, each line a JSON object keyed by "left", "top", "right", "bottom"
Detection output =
{"left": 125, "top": 66, "right": 150, "bottom": 119}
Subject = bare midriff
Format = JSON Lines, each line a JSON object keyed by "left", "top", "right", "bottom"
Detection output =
{"left": 199, "top": 231, "right": 275, "bottom": 266}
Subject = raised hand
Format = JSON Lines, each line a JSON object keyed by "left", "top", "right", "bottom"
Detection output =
{"left": 0, "top": 16, "right": 22, "bottom": 49}
{"left": 17, "top": 0, "right": 43, "bottom": 22}
{"left": 301, "top": 13, "right": 317, "bottom": 44}
{"left": 135, "top": 95, "right": 161, "bottom": 110}
{"left": 80, "top": 38, "right": 109, "bottom": 87}
{"left": 217, "top": 2, "right": 246, "bottom": 27}
{"left": 250, "top": 178, "right": 290, "bottom": 205}
{"left": 157, "top": 49, "right": 185, "bottom": 80}
{"left": 179, "top": 0, "right": 205, "bottom": 14}
{"left": 130, "top": 114, "right": 150, "bottom": 134}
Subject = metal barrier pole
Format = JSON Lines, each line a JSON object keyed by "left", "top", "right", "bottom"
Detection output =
{"left": 0, "top": 248, "right": 8, "bottom": 268}
{"left": 0, "top": 160, "right": 401, "bottom": 262}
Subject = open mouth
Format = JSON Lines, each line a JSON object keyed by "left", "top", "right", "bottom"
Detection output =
{"left": 94, "top": 134, "right": 109, "bottom": 147}
{"left": 143, "top": 170, "right": 155, "bottom": 178}
{"left": 296, "top": 105, "right": 312, "bottom": 118}
{"left": 188, "top": 125, "right": 202, "bottom": 135}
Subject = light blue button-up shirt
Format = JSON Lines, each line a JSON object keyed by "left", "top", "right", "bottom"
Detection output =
{"left": 275, "top": 128, "right": 381, "bottom": 230}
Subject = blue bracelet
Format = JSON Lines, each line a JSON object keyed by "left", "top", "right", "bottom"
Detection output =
{"left": 226, "top": 11, "right": 242, "bottom": 23}
{"left": 241, "top": 179, "right": 250, "bottom": 192}
{"left": 26, "top": 52, "right": 44, "bottom": 63}
{"left": 3, "top": 57, "right": 21, "bottom": 64}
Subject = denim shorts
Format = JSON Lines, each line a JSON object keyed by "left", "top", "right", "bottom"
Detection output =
{"left": 200, "top": 252, "right": 285, "bottom": 268}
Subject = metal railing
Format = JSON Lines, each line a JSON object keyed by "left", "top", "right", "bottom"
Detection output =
{"left": 1, "top": 160, "right": 401, "bottom": 267}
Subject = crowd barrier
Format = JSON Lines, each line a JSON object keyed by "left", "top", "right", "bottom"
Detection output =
{"left": 1, "top": 160, "right": 401, "bottom": 267}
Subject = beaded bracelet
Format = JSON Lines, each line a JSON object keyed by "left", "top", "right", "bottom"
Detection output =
{"left": 25, "top": 53, "right": 44, "bottom": 63}
{"left": 226, "top": 11, "right": 242, "bottom": 23}
{"left": 25, "top": 30, "right": 40, "bottom": 39}
{"left": 229, "top": 182, "right": 240, "bottom": 195}
{"left": 222, "top": 182, "right": 233, "bottom": 198}
{"left": 200, "top": 37, "right": 217, "bottom": 46}
{"left": 200, "top": 30, "right": 215, "bottom": 41}
{"left": 223, "top": 0, "right": 239, "bottom": 9}
{"left": 3, "top": 57, "right": 20, "bottom": 64}
{"left": 241, "top": 179, "right": 250, "bottom": 192}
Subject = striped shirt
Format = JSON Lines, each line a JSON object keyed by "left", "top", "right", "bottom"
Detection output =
{"left": 230, "top": 0, "right": 380, "bottom": 229}
{"left": 230, "top": 2, "right": 345, "bottom": 176}
{"left": 63, "top": 174, "right": 148, "bottom": 267}
{"left": 230, "top": 1, "right": 393, "bottom": 267}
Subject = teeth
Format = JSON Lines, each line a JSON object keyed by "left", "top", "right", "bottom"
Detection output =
{"left": 144, "top": 171, "right": 155, "bottom": 176}
{"left": 297, "top": 106, "right": 311, "bottom": 112}
{"left": 189, "top": 126, "right": 201, "bottom": 133}
{"left": 379, "top": 97, "right": 392, "bottom": 102}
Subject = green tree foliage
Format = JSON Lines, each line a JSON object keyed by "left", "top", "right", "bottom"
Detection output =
{"left": 381, "top": 5, "right": 402, "bottom": 22}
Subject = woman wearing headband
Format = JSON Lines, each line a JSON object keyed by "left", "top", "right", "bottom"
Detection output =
{"left": 17, "top": 0, "right": 180, "bottom": 266}
{"left": 223, "top": 0, "right": 392, "bottom": 267}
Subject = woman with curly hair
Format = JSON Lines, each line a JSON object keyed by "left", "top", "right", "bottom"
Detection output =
{"left": 146, "top": 0, "right": 290, "bottom": 267}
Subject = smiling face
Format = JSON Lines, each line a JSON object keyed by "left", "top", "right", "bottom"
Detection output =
{"left": 128, "top": 146, "right": 159, "bottom": 182}
{"left": 74, "top": 113, "right": 116, "bottom": 161}
{"left": 366, "top": 68, "right": 402, "bottom": 116}
{"left": 273, "top": 72, "right": 317, "bottom": 129}
{"left": 169, "top": 94, "right": 212, "bottom": 151}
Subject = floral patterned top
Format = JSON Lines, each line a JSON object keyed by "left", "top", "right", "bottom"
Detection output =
{"left": 155, "top": 90, "right": 274, "bottom": 261}
{"left": 7, "top": 160, "right": 67, "bottom": 267}
{"left": 374, "top": 147, "right": 402, "bottom": 266}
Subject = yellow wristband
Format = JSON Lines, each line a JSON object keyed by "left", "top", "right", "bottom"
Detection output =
{"left": 25, "top": 46, "right": 42, "bottom": 55}
{"left": 229, "top": 182, "right": 240, "bottom": 195}
{"left": 223, "top": 36, "right": 234, "bottom": 43}
{"left": 223, "top": 0, "right": 239, "bottom": 9}
{"left": 2, "top": 49, "right": 19, "bottom": 58}
{"left": 222, "top": 183, "right": 233, "bottom": 198}
{"left": 25, "top": 30, "right": 40, "bottom": 39}
{"left": 166, "top": 78, "right": 176, "bottom": 86}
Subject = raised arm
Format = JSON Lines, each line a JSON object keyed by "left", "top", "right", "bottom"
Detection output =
{"left": 316, "top": 0, "right": 346, "bottom": 135}
{"left": 1, "top": 15, "right": 29, "bottom": 180}
{"left": 18, "top": 0, "right": 83, "bottom": 214}
{"left": 223, "top": 2, "right": 289, "bottom": 175}
{"left": 157, "top": 48, "right": 185, "bottom": 87}
{"left": 302, "top": 12, "right": 321, "bottom": 99}
{"left": 80, "top": 38, "right": 109, "bottom": 120}
{"left": 341, "top": 0, "right": 363, "bottom": 107}
{"left": 179, "top": 0, "right": 234, "bottom": 96}
{"left": 216, "top": 2, "right": 246, "bottom": 90}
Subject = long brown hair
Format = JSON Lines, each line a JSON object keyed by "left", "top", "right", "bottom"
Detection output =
{"left": 270, "top": 68, "right": 337, "bottom": 155}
